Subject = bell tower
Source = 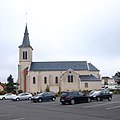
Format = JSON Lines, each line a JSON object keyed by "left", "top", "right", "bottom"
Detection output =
{"left": 18, "top": 24, "right": 33, "bottom": 92}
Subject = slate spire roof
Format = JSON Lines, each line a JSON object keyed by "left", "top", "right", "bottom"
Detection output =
{"left": 19, "top": 24, "right": 32, "bottom": 48}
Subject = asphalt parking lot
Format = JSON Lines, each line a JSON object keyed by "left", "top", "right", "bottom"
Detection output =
{"left": 0, "top": 95, "right": 120, "bottom": 120}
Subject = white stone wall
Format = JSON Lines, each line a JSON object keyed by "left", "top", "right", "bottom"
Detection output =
{"left": 76, "top": 70, "right": 90, "bottom": 75}
{"left": 26, "top": 69, "right": 101, "bottom": 93}
{"left": 18, "top": 47, "right": 32, "bottom": 91}
{"left": 80, "top": 81, "right": 101, "bottom": 91}
{"left": 49, "top": 86, "right": 59, "bottom": 93}
{"left": 28, "top": 71, "right": 62, "bottom": 93}
{"left": 19, "top": 48, "right": 32, "bottom": 62}
{"left": 89, "top": 71, "right": 100, "bottom": 79}
{"left": 60, "top": 70, "right": 80, "bottom": 92}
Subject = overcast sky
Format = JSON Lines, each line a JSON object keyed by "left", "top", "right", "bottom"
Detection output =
{"left": 0, "top": 0, "right": 120, "bottom": 83}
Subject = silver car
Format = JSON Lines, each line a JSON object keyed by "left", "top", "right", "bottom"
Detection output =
{"left": 0, "top": 93, "right": 16, "bottom": 100}
{"left": 12, "top": 93, "right": 32, "bottom": 101}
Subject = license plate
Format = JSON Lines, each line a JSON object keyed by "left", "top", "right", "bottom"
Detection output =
{"left": 61, "top": 99, "right": 64, "bottom": 101}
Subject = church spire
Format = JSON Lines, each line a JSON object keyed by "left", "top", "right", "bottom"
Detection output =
{"left": 19, "top": 24, "right": 31, "bottom": 47}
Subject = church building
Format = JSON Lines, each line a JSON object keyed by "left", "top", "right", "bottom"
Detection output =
{"left": 18, "top": 24, "right": 101, "bottom": 93}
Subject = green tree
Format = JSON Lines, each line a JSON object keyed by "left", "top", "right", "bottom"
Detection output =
{"left": 7, "top": 74, "right": 13, "bottom": 83}
{"left": 45, "top": 85, "right": 50, "bottom": 92}
{"left": 5, "top": 75, "right": 16, "bottom": 93}
{"left": 115, "top": 72, "right": 120, "bottom": 85}
{"left": 115, "top": 72, "right": 120, "bottom": 77}
{"left": 118, "top": 81, "right": 120, "bottom": 85}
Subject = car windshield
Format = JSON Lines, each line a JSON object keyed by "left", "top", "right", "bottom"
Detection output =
{"left": 18, "top": 93, "right": 24, "bottom": 96}
{"left": 61, "top": 92, "right": 70, "bottom": 96}
{"left": 37, "top": 93, "right": 44, "bottom": 96}
{"left": 89, "top": 90, "right": 95, "bottom": 95}
{"left": 5, "top": 93, "right": 12, "bottom": 96}
{"left": 90, "top": 91, "right": 101, "bottom": 95}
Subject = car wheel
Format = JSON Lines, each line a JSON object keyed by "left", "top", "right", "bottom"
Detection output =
{"left": 38, "top": 98, "right": 42, "bottom": 102}
{"left": 2, "top": 97, "right": 5, "bottom": 100}
{"left": 28, "top": 97, "right": 31, "bottom": 100}
{"left": 108, "top": 97, "right": 112, "bottom": 101}
{"left": 96, "top": 97, "right": 101, "bottom": 101}
{"left": 52, "top": 97, "right": 56, "bottom": 101}
{"left": 70, "top": 99, "right": 75, "bottom": 105}
{"left": 87, "top": 98, "right": 91, "bottom": 103}
{"left": 16, "top": 98, "right": 20, "bottom": 101}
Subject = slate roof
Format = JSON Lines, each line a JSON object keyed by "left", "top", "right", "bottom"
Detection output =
{"left": 88, "top": 63, "right": 98, "bottom": 71}
{"left": 79, "top": 75, "right": 100, "bottom": 81}
{"left": 19, "top": 24, "right": 31, "bottom": 48}
{"left": 29, "top": 61, "right": 99, "bottom": 71}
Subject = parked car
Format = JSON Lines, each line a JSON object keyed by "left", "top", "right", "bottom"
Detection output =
{"left": 115, "top": 85, "right": 120, "bottom": 90}
{"left": 31, "top": 92, "right": 56, "bottom": 103}
{"left": 12, "top": 92, "right": 32, "bottom": 101}
{"left": 0, "top": 93, "right": 16, "bottom": 100}
{"left": 60, "top": 91, "right": 91, "bottom": 105}
{"left": 89, "top": 89, "right": 112, "bottom": 101}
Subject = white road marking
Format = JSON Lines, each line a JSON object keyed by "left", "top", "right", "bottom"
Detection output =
{"left": 0, "top": 114, "right": 12, "bottom": 117}
{"left": 106, "top": 106, "right": 120, "bottom": 110}
{"left": 83, "top": 101, "right": 120, "bottom": 108}
{"left": 12, "top": 118, "right": 26, "bottom": 120}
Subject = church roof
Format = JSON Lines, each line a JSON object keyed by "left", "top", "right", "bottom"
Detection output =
{"left": 79, "top": 74, "right": 100, "bottom": 81}
{"left": 88, "top": 63, "right": 98, "bottom": 71}
{"left": 19, "top": 24, "right": 32, "bottom": 48}
{"left": 29, "top": 61, "right": 99, "bottom": 71}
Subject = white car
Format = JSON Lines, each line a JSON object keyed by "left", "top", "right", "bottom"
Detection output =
{"left": 12, "top": 92, "right": 32, "bottom": 101}
{"left": 0, "top": 93, "right": 16, "bottom": 100}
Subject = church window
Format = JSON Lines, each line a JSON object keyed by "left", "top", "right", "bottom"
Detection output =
{"left": 23, "top": 51, "right": 27, "bottom": 59}
{"left": 33, "top": 77, "right": 36, "bottom": 84}
{"left": 68, "top": 75, "right": 73, "bottom": 83}
{"left": 55, "top": 76, "right": 58, "bottom": 84}
{"left": 68, "top": 75, "right": 70, "bottom": 82}
{"left": 85, "top": 83, "right": 88, "bottom": 88}
{"left": 71, "top": 75, "right": 73, "bottom": 82}
{"left": 44, "top": 77, "right": 47, "bottom": 84}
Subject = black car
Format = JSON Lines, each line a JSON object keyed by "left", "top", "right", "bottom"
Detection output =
{"left": 31, "top": 92, "right": 56, "bottom": 103}
{"left": 60, "top": 91, "right": 91, "bottom": 105}
{"left": 89, "top": 89, "right": 112, "bottom": 101}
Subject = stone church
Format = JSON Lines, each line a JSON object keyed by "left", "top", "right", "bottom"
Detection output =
{"left": 18, "top": 24, "right": 101, "bottom": 93}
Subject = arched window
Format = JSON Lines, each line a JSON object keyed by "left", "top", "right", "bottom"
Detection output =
{"left": 44, "top": 77, "right": 47, "bottom": 84}
{"left": 55, "top": 76, "right": 58, "bottom": 84}
{"left": 71, "top": 75, "right": 73, "bottom": 82}
{"left": 23, "top": 51, "right": 27, "bottom": 59}
{"left": 68, "top": 75, "right": 70, "bottom": 82}
{"left": 68, "top": 75, "right": 73, "bottom": 83}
